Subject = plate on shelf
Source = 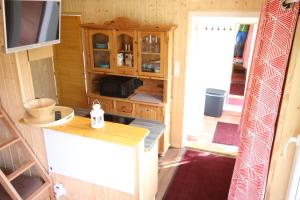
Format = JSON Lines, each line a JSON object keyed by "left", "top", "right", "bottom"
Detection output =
{"left": 95, "top": 43, "right": 108, "bottom": 49}
{"left": 96, "top": 63, "right": 110, "bottom": 68}
{"left": 24, "top": 106, "right": 74, "bottom": 127}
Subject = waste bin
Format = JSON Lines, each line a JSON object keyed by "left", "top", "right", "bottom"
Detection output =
{"left": 204, "top": 88, "right": 226, "bottom": 117}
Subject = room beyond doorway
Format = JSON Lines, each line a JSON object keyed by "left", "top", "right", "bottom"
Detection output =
{"left": 186, "top": 110, "right": 241, "bottom": 156}
{"left": 183, "top": 12, "right": 259, "bottom": 155}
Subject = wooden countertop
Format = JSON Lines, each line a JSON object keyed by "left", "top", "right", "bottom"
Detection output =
{"left": 46, "top": 116, "right": 149, "bottom": 147}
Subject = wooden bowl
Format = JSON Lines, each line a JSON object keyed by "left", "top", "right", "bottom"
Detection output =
{"left": 24, "top": 98, "right": 56, "bottom": 118}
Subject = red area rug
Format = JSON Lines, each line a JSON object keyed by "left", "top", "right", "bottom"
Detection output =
{"left": 187, "top": 135, "right": 199, "bottom": 141}
{"left": 213, "top": 122, "right": 240, "bottom": 146}
{"left": 229, "top": 83, "right": 245, "bottom": 96}
{"left": 228, "top": 97, "right": 244, "bottom": 106}
{"left": 163, "top": 150, "right": 236, "bottom": 200}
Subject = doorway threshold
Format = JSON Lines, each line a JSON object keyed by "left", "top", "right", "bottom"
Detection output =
{"left": 225, "top": 95, "right": 244, "bottom": 112}
{"left": 224, "top": 104, "right": 243, "bottom": 112}
{"left": 185, "top": 141, "right": 238, "bottom": 158}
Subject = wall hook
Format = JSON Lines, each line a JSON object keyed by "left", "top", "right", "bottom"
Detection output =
{"left": 281, "top": 0, "right": 299, "bottom": 10}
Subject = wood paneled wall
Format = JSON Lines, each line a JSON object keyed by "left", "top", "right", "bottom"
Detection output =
{"left": 0, "top": 13, "right": 48, "bottom": 169}
{"left": 53, "top": 15, "right": 88, "bottom": 109}
{"left": 265, "top": 19, "right": 300, "bottom": 200}
{"left": 61, "top": 0, "right": 265, "bottom": 147}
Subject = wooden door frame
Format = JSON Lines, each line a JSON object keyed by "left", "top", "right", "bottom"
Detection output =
{"left": 182, "top": 10, "right": 300, "bottom": 198}
{"left": 181, "top": 11, "right": 259, "bottom": 147}
{"left": 265, "top": 18, "right": 300, "bottom": 200}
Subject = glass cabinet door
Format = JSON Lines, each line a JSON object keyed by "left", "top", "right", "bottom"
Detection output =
{"left": 114, "top": 30, "right": 137, "bottom": 75}
{"left": 89, "top": 30, "right": 113, "bottom": 72}
{"left": 138, "top": 32, "right": 164, "bottom": 77}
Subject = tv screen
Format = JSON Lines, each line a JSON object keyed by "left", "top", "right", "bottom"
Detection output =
{"left": 2, "top": 0, "right": 60, "bottom": 53}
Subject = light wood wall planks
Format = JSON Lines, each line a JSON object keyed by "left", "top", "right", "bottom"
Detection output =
{"left": 28, "top": 46, "right": 53, "bottom": 62}
{"left": 15, "top": 52, "right": 35, "bottom": 102}
{"left": 0, "top": 11, "right": 48, "bottom": 170}
{"left": 53, "top": 15, "right": 88, "bottom": 109}
{"left": 265, "top": 19, "right": 300, "bottom": 200}
{"left": 61, "top": 0, "right": 265, "bottom": 147}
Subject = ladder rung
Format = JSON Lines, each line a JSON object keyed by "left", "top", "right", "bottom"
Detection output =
{"left": 0, "top": 138, "right": 20, "bottom": 151}
{"left": 0, "top": 104, "right": 53, "bottom": 199}
{"left": 26, "top": 182, "right": 51, "bottom": 200}
{"left": 7, "top": 160, "right": 36, "bottom": 182}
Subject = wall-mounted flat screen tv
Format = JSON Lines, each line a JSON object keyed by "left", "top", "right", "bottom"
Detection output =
{"left": 2, "top": 0, "right": 61, "bottom": 53}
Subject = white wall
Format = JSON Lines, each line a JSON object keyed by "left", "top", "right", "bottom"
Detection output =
{"left": 44, "top": 129, "right": 137, "bottom": 194}
{"left": 195, "top": 17, "right": 237, "bottom": 92}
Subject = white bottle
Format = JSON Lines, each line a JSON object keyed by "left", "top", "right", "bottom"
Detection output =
{"left": 90, "top": 100, "right": 105, "bottom": 128}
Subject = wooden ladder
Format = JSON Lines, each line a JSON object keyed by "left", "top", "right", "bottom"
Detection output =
{"left": 0, "top": 104, "right": 53, "bottom": 200}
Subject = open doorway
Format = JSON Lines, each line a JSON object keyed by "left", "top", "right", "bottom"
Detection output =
{"left": 225, "top": 23, "right": 258, "bottom": 113}
{"left": 183, "top": 12, "right": 259, "bottom": 155}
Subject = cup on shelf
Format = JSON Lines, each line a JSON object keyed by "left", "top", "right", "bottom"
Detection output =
{"left": 117, "top": 53, "right": 124, "bottom": 66}
{"left": 125, "top": 53, "right": 133, "bottom": 67}
{"left": 142, "top": 63, "right": 147, "bottom": 70}
{"left": 142, "top": 64, "right": 154, "bottom": 72}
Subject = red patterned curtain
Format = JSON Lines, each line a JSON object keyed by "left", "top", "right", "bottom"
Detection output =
{"left": 228, "top": 0, "right": 300, "bottom": 199}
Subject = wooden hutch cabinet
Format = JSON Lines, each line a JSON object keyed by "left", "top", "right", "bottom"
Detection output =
{"left": 82, "top": 17, "right": 176, "bottom": 154}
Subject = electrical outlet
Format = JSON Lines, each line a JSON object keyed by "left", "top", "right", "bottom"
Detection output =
{"left": 174, "top": 61, "right": 180, "bottom": 77}
{"left": 54, "top": 183, "right": 66, "bottom": 200}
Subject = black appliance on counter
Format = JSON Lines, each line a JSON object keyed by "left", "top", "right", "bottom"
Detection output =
{"left": 99, "top": 75, "right": 143, "bottom": 98}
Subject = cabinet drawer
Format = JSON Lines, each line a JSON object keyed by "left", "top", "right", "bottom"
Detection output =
{"left": 135, "top": 104, "right": 164, "bottom": 122}
{"left": 116, "top": 101, "right": 133, "bottom": 115}
{"left": 90, "top": 97, "right": 114, "bottom": 113}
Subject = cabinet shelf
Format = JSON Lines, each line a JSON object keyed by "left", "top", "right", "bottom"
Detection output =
{"left": 87, "top": 69, "right": 167, "bottom": 80}
{"left": 118, "top": 50, "right": 134, "bottom": 53}
{"left": 141, "top": 52, "right": 160, "bottom": 55}
{"left": 93, "top": 48, "right": 111, "bottom": 52}
{"left": 87, "top": 92, "right": 165, "bottom": 107}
